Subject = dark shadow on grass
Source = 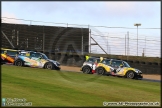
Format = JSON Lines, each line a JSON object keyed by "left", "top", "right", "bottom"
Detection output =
{"left": 57, "top": 70, "right": 75, "bottom": 82}
{"left": 57, "top": 70, "right": 102, "bottom": 83}
{"left": 84, "top": 74, "right": 102, "bottom": 82}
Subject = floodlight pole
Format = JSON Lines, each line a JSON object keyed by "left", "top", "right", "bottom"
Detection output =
{"left": 134, "top": 23, "right": 141, "bottom": 56}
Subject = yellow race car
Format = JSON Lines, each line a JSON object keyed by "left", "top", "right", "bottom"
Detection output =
{"left": 95, "top": 59, "right": 143, "bottom": 79}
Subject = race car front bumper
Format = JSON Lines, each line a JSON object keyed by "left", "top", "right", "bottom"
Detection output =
{"left": 136, "top": 74, "right": 143, "bottom": 79}
{"left": 55, "top": 66, "right": 61, "bottom": 70}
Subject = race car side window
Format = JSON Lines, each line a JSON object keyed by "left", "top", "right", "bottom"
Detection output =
{"left": 30, "top": 52, "right": 36, "bottom": 57}
{"left": 96, "top": 59, "right": 100, "bottom": 63}
{"left": 30, "top": 52, "right": 42, "bottom": 58}
{"left": 41, "top": 54, "right": 48, "bottom": 59}
{"left": 6, "top": 50, "right": 18, "bottom": 56}
{"left": 106, "top": 60, "right": 111, "bottom": 65}
{"left": 87, "top": 58, "right": 95, "bottom": 63}
{"left": 111, "top": 60, "right": 123, "bottom": 68}
{"left": 101, "top": 59, "right": 110, "bottom": 65}
{"left": 20, "top": 53, "right": 27, "bottom": 56}
{"left": 123, "top": 61, "right": 131, "bottom": 67}
{"left": 101, "top": 59, "right": 106, "bottom": 64}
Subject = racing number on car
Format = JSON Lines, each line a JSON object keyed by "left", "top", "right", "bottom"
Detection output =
{"left": 25, "top": 57, "right": 37, "bottom": 66}
{"left": 31, "top": 57, "right": 41, "bottom": 67}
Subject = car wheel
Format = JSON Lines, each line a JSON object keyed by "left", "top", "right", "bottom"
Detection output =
{"left": 15, "top": 60, "right": 24, "bottom": 66}
{"left": 83, "top": 66, "right": 91, "bottom": 74}
{"left": 45, "top": 62, "right": 54, "bottom": 70}
{"left": 96, "top": 67, "right": 105, "bottom": 75}
{"left": 126, "top": 71, "right": 135, "bottom": 79}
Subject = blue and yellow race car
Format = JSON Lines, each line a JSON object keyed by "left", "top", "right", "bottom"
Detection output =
{"left": 14, "top": 51, "right": 61, "bottom": 70}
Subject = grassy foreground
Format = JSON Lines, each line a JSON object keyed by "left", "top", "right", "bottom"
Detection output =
{"left": 1, "top": 65, "right": 161, "bottom": 107}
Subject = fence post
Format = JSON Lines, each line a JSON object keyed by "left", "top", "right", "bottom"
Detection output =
{"left": 27, "top": 38, "right": 28, "bottom": 48}
{"left": 17, "top": 30, "right": 19, "bottom": 46}
{"left": 43, "top": 25, "right": 45, "bottom": 53}
{"left": 81, "top": 28, "right": 84, "bottom": 55}
{"left": 30, "top": 20, "right": 32, "bottom": 25}
{"left": 107, "top": 33, "right": 109, "bottom": 54}
{"left": 145, "top": 36, "right": 146, "bottom": 57}
{"left": 127, "top": 31, "right": 129, "bottom": 61}
{"left": 125, "top": 34, "right": 126, "bottom": 56}
{"left": 89, "top": 27, "right": 91, "bottom": 54}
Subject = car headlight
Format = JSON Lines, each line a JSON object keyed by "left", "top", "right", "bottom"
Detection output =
{"left": 138, "top": 70, "right": 142, "bottom": 73}
{"left": 83, "top": 63, "right": 86, "bottom": 66}
{"left": 134, "top": 69, "right": 142, "bottom": 73}
{"left": 134, "top": 69, "right": 139, "bottom": 73}
{"left": 53, "top": 61, "right": 60, "bottom": 67}
{"left": 56, "top": 62, "right": 60, "bottom": 66}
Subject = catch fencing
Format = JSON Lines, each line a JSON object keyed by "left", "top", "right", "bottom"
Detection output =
{"left": 2, "top": 17, "right": 160, "bottom": 58}
{"left": 1, "top": 17, "right": 161, "bottom": 74}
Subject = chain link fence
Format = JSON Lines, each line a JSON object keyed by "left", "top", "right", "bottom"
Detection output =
{"left": 1, "top": 17, "right": 161, "bottom": 74}
{"left": 2, "top": 17, "right": 160, "bottom": 58}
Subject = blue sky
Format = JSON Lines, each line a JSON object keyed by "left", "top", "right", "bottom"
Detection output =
{"left": 1, "top": 1, "right": 161, "bottom": 57}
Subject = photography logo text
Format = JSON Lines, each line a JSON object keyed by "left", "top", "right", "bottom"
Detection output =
{"left": 2, "top": 98, "right": 32, "bottom": 106}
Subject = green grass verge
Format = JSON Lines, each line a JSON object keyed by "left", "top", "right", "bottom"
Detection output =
{"left": 1, "top": 65, "right": 161, "bottom": 107}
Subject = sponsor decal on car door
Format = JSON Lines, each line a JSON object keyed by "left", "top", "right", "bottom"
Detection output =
{"left": 117, "top": 68, "right": 125, "bottom": 76}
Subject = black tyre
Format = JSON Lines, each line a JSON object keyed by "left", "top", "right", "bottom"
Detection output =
{"left": 15, "top": 60, "right": 24, "bottom": 66}
{"left": 45, "top": 62, "right": 55, "bottom": 70}
{"left": 83, "top": 66, "right": 91, "bottom": 74}
{"left": 96, "top": 67, "right": 105, "bottom": 75}
{"left": 126, "top": 71, "right": 135, "bottom": 79}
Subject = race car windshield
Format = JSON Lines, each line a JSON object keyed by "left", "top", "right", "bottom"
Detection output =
{"left": 6, "top": 50, "right": 18, "bottom": 56}
{"left": 101, "top": 59, "right": 110, "bottom": 65}
{"left": 30, "top": 52, "right": 48, "bottom": 59}
{"left": 1, "top": 50, "right": 4, "bottom": 53}
{"left": 41, "top": 54, "right": 48, "bottom": 59}
{"left": 123, "top": 61, "right": 131, "bottom": 67}
{"left": 96, "top": 59, "right": 101, "bottom": 63}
